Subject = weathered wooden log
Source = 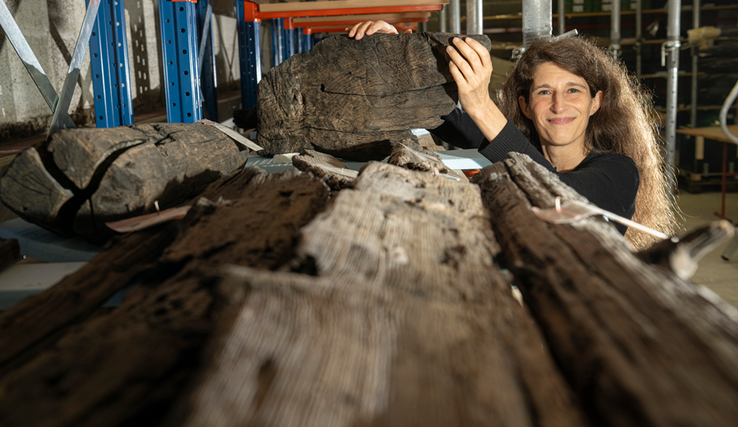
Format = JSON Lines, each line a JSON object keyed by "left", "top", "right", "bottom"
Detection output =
{"left": 0, "top": 226, "right": 179, "bottom": 376}
{"left": 0, "top": 167, "right": 332, "bottom": 427}
{"left": 387, "top": 139, "right": 467, "bottom": 181}
{"left": 256, "top": 32, "right": 492, "bottom": 161}
{"left": 291, "top": 149, "right": 357, "bottom": 190}
{"left": 0, "top": 147, "right": 75, "bottom": 236}
{"left": 168, "top": 161, "right": 587, "bottom": 427}
{"left": 635, "top": 219, "right": 735, "bottom": 280}
{"left": 2, "top": 151, "right": 738, "bottom": 427}
{"left": 0, "top": 237, "right": 20, "bottom": 272}
{"left": 0, "top": 123, "right": 250, "bottom": 242}
{"left": 471, "top": 152, "right": 738, "bottom": 427}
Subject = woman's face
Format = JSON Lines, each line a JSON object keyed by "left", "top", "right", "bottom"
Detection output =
{"left": 518, "top": 63, "right": 603, "bottom": 152}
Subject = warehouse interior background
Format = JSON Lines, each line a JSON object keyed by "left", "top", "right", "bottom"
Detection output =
{"left": 0, "top": 0, "right": 736, "bottom": 305}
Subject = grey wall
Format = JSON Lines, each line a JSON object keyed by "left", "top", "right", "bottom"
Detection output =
{"left": 0, "top": 0, "right": 244, "bottom": 142}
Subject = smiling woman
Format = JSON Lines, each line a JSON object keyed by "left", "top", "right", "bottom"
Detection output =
{"left": 348, "top": 22, "right": 679, "bottom": 249}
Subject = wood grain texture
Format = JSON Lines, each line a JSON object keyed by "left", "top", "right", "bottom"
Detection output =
{"left": 0, "top": 226, "right": 178, "bottom": 375}
{"left": 2, "top": 152, "right": 737, "bottom": 427}
{"left": 257, "top": 32, "right": 492, "bottom": 161}
{"left": 292, "top": 150, "right": 356, "bottom": 191}
{"left": 387, "top": 139, "right": 466, "bottom": 181}
{"left": 47, "top": 126, "right": 152, "bottom": 190}
{"left": 0, "top": 167, "right": 333, "bottom": 427}
{"left": 0, "top": 147, "right": 75, "bottom": 235}
{"left": 172, "top": 161, "right": 588, "bottom": 427}
{"left": 472, "top": 153, "right": 738, "bottom": 427}
{"left": 0, "top": 123, "right": 250, "bottom": 242}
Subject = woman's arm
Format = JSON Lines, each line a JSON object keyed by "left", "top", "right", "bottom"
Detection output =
{"left": 445, "top": 38, "right": 509, "bottom": 143}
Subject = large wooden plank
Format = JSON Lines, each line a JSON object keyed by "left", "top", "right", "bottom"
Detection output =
{"left": 0, "top": 226, "right": 178, "bottom": 374}
{"left": 472, "top": 153, "right": 738, "bottom": 427}
{"left": 171, "top": 161, "right": 588, "bottom": 427}
{"left": 0, "top": 147, "right": 75, "bottom": 236}
{"left": 257, "top": 32, "right": 491, "bottom": 161}
{"left": 0, "top": 167, "right": 333, "bottom": 427}
{"left": 0, "top": 123, "right": 250, "bottom": 242}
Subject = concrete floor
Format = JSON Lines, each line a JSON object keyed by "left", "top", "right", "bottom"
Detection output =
{"left": 677, "top": 190, "right": 738, "bottom": 308}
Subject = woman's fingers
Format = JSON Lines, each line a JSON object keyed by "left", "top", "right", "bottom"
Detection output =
{"left": 463, "top": 37, "right": 492, "bottom": 70}
{"left": 451, "top": 38, "right": 484, "bottom": 70}
{"left": 448, "top": 38, "right": 493, "bottom": 82}
{"left": 349, "top": 21, "right": 374, "bottom": 39}
{"left": 448, "top": 59, "right": 467, "bottom": 85}
{"left": 347, "top": 20, "right": 398, "bottom": 39}
{"left": 446, "top": 40, "right": 474, "bottom": 79}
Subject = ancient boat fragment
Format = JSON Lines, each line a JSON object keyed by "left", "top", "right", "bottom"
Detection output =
{"left": 256, "top": 32, "right": 492, "bottom": 161}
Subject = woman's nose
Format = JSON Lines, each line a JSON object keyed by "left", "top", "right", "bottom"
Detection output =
{"left": 551, "top": 93, "right": 566, "bottom": 113}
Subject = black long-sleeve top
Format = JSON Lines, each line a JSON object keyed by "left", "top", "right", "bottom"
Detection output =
{"left": 431, "top": 108, "right": 639, "bottom": 235}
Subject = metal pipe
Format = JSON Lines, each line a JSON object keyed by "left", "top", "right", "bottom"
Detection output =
{"left": 522, "top": 0, "right": 552, "bottom": 47}
{"left": 691, "top": 0, "right": 701, "bottom": 128}
{"left": 663, "top": 0, "right": 682, "bottom": 172}
{"left": 558, "top": 0, "right": 565, "bottom": 36}
{"left": 636, "top": 0, "right": 642, "bottom": 78}
{"left": 610, "top": 0, "right": 621, "bottom": 60}
{"left": 466, "top": 0, "right": 483, "bottom": 35}
{"left": 449, "top": 0, "right": 460, "bottom": 34}
{"left": 439, "top": 4, "right": 447, "bottom": 33}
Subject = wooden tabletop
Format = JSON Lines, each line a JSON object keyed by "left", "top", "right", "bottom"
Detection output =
{"left": 676, "top": 124, "right": 738, "bottom": 144}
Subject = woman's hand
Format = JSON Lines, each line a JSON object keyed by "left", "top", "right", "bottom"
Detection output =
{"left": 446, "top": 37, "right": 495, "bottom": 116}
{"left": 347, "top": 20, "right": 411, "bottom": 40}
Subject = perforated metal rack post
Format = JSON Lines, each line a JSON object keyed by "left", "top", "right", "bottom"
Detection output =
{"left": 283, "top": 18, "right": 295, "bottom": 59}
{"left": 298, "top": 27, "right": 313, "bottom": 53}
{"left": 196, "top": 0, "right": 218, "bottom": 121}
{"left": 270, "top": 17, "right": 284, "bottom": 67}
{"left": 236, "top": 0, "right": 261, "bottom": 111}
{"left": 88, "top": 0, "right": 133, "bottom": 128}
{"left": 159, "top": 0, "right": 202, "bottom": 123}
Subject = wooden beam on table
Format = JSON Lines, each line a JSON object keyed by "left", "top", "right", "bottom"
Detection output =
{"left": 676, "top": 124, "right": 738, "bottom": 144}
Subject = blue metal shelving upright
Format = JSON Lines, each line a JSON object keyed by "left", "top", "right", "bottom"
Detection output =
{"left": 159, "top": 0, "right": 202, "bottom": 123}
{"left": 196, "top": 0, "right": 218, "bottom": 121}
{"left": 270, "top": 18, "right": 283, "bottom": 68}
{"left": 283, "top": 18, "right": 295, "bottom": 59}
{"left": 300, "top": 28, "right": 313, "bottom": 53}
{"left": 237, "top": 0, "right": 262, "bottom": 110}
{"left": 88, "top": 0, "right": 133, "bottom": 128}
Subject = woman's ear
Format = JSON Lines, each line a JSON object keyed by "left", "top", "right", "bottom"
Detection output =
{"left": 590, "top": 90, "right": 604, "bottom": 116}
{"left": 519, "top": 96, "right": 532, "bottom": 119}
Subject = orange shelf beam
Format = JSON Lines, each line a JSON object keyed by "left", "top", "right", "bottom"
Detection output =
{"left": 243, "top": 1, "right": 443, "bottom": 21}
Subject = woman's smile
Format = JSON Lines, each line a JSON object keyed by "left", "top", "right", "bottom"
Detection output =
{"left": 519, "top": 63, "right": 602, "bottom": 152}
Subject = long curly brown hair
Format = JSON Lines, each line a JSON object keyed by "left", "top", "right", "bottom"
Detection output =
{"left": 497, "top": 36, "right": 680, "bottom": 249}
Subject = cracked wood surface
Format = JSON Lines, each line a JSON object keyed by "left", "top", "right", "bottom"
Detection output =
{"left": 0, "top": 153, "right": 737, "bottom": 427}
{"left": 472, "top": 153, "right": 738, "bottom": 427}
{"left": 0, "top": 123, "right": 250, "bottom": 242}
{"left": 0, "top": 167, "right": 331, "bottom": 427}
{"left": 171, "top": 161, "right": 587, "bottom": 427}
{"left": 256, "top": 32, "right": 491, "bottom": 161}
